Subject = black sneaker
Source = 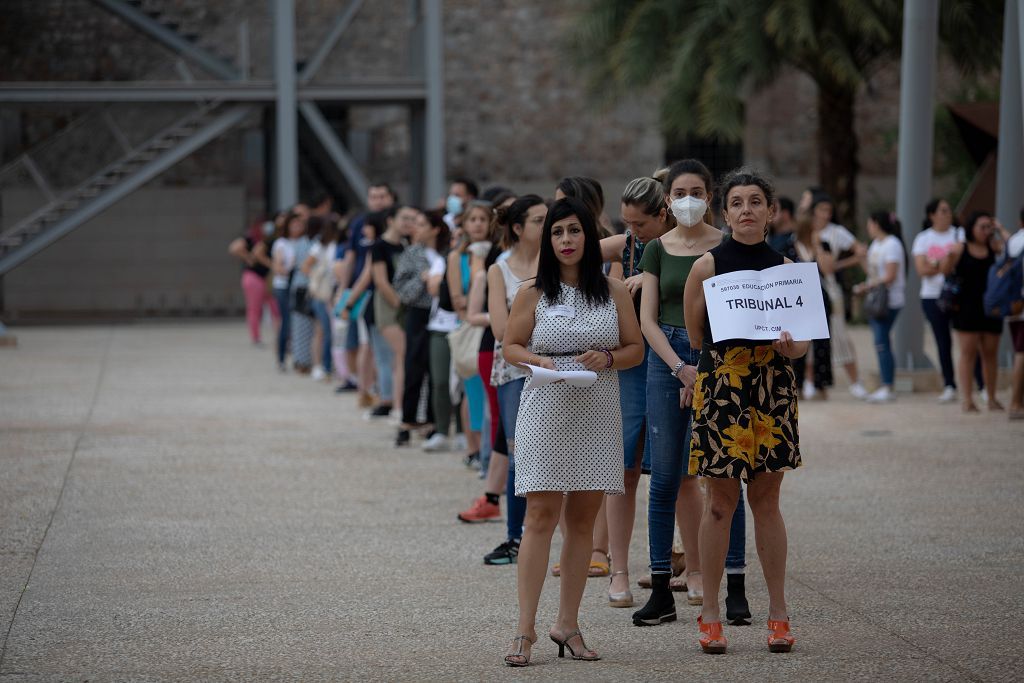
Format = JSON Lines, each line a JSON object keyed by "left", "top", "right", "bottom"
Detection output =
{"left": 484, "top": 539, "right": 520, "bottom": 565}
{"left": 632, "top": 574, "right": 677, "bottom": 626}
{"left": 363, "top": 405, "right": 392, "bottom": 420}
{"left": 334, "top": 381, "right": 358, "bottom": 394}
{"left": 395, "top": 429, "right": 411, "bottom": 447}
{"left": 464, "top": 450, "right": 480, "bottom": 469}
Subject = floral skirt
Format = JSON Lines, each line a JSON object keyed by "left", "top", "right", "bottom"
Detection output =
{"left": 688, "top": 343, "right": 801, "bottom": 480}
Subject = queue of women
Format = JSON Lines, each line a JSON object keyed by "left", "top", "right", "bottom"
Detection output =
{"left": 229, "top": 160, "right": 1024, "bottom": 668}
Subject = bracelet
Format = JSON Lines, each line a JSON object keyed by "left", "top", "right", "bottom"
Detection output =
{"left": 601, "top": 349, "right": 614, "bottom": 369}
{"left": 672, "top": 360, "right": 685, "bottom": 377}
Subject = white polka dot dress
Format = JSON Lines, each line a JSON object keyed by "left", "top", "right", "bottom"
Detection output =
{"left": 514, "top": 283, "right": 625, "bottom": 496}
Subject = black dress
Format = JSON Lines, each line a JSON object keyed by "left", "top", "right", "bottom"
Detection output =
{"left": 952, "top": 247, "right": 1002, "bottom": 334}
{"left": 689, "top": 238, "right": 801, "bottom": 480}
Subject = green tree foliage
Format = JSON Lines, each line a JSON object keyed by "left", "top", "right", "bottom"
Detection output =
{"left": 568, "top": 0, "right": 1002, "bottom": 228}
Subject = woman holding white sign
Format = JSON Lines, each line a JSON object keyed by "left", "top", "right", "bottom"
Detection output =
{"left": 500, "top": 197, "right": 643, "bottom": 666}
{"left": 683, "top": 169, "right": 807, "bottom": 655}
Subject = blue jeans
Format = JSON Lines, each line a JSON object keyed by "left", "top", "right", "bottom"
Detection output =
{"left": 647, "top": 325, "right": 745, "bottom": 573}
{"left": 273, "top": 287, "right": 291, "bottom": 364}
{"left": 498, "top": 377, "right": 526, "bottom": 541}
{"left": 619, "top": 342, "right": 651, "bottom": 473}
{"left": 646, "top": 325, "right": 701, "bottom": 574}
{"left": 921, "top": 299, "right": 955, "bottom": 388}
{"left": 868, "top": 307, "right": 901, "bottom": 386}
{"left": 369, "top": 323, "right": 393, "bottom": 402}
{"left": 311, "top": 299, "right": 333, "bottom": 373}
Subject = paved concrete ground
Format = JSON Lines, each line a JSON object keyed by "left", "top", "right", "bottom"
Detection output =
{"left": 1, "top": 322, "right": 1022, "bottom": 681}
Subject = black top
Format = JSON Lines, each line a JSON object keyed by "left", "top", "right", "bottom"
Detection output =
{"left": 371, "top": 239, "right": 405, "bottom": 281}
{"left": 243, "top": 236, "right": 271, "bottom": 278}
{"left": 706, "top": 238, "right": 784, "bottom": 349}
{"left": 953, "top": 245, "right": 1002, "bottom": 332}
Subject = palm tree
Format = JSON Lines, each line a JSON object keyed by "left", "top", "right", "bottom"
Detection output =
{"left": 568, "top": 0, "right": 1001, "bottom": 228}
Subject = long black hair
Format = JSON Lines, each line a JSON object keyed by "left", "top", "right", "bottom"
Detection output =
{"left": 870, "top": 211, "right": 907, "bottom": 268}
{"left": 534, "top": 197, "right": 609, "bottom": 306}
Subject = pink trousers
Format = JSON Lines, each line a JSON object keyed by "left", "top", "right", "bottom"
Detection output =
{"left": 241, "top": 271, "right": 280, "bottom": 343}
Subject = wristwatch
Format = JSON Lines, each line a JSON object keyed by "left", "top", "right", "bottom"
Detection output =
{"left": 672, "top": 360, "right": 685, "bottom": 378}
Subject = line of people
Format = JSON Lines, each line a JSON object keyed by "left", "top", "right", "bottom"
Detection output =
{"left": 229, "top": 161, "right": 1024, "bottom": 666}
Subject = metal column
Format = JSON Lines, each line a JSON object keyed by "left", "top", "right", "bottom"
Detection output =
{"left": 893, "top": 0, "right": 939, "bottom": 375}
{"left": 423, "top": 0, "right": 445, "bottom": 205}
{"left": 273, "top": 0, "right": 298, "bottom": 209}
{"left": 998, "top": 0, "right": 1024, "bottom": 231}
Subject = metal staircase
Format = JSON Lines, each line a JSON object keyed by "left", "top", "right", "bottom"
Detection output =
{"left": 0, "top": 103, "right": 253, "bottom": 275}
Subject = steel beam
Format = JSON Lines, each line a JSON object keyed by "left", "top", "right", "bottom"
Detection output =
{"left": 0, "top": 105, "right": 253, "bottom": 275}
{"left": 88, "top": 0, "right": 240, "bottom": 81}
{"left": 299, "top": 0, "right": 366, "bottom": 85}
{"left": 273, "top": 0, "right": 298, "bottom": 209}
{"left": 0, "top": 81, "right": 427, "bottom": 103}
{"left": 893, "top": 0, "right": 939, "bottom": 373}
{"left": 298, "top": 102, "right": 369, "bottom": 202}
{"left": 423, "top": 0, "right": 445, "bottom": 205}
{"left": 997, "top": 0, "right": 1023, "bottom": 232}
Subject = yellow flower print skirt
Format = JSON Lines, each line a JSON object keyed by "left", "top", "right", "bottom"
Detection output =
{"left": 689, "top": 343, "right": 801, "bottom": 480}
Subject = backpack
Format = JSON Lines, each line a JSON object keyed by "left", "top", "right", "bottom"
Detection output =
{"left": 983, "top": 251, "right": 1024, "bottom": 317}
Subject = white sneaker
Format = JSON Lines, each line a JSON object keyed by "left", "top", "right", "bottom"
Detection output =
{"left": 422, "top": 433, "right": 450, "bottom": 452}
{"left": 866, "top": 386, "right": 893, "bottom": 403}
{"left": 802, "top": 380, "right": 817, "bottom": 400}
{"left": 311, "top": 365, "right": 326, "bottom": 381}
{"left": 937, "top": 386, "right": 957, "bottom": 403}
{"left": 977, "top": 392, "right": 988, "bottom": 406}
{"left": 849, "top": 382, "right": 869, "bottom": 400}
{"left": 453, "top": 433, "right": 468, "bottom": 452}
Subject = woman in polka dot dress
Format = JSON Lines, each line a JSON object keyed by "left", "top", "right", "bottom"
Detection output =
{"left": 500, "top": 197, "right": 644, "bottom": 667}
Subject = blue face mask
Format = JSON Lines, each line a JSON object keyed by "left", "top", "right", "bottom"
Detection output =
{"left": 262, "top": 221, "right": 275, "bottom": 237}
{"left": 446, "top": 194, "right": 463, "bottom": 216}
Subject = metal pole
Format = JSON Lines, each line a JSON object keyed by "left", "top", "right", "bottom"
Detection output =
{"left": 893, "top": 0, "right": 939, "bottom": 374}
{"left": 423, "top": 0, "right": 445, "bottom": 205}
{"left": 273, "top": 0, "right": 298, "bottom": 209}
{"left": 997, "top": 0, "right": 1023, "bottom": 231}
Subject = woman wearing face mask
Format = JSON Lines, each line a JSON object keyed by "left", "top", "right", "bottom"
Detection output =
{"left": 228, "top": 217, "right": 281, "bottom": 346}
{"left": 501, "top": 197, "right": 643, "bottom": 667}
{"left": 634, "top": 160, "right": 749, "bottom": 628}
{"left": 684, "top": 168, "right": 806, "bottom": 655}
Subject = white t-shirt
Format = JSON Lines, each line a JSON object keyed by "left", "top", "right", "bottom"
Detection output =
{"left": 271, "top": 238, "right": 295, "bottom": 290}
{"left": 867, "top": 235, "right": 906, "bottom": 308}
{"left": 1007, "top": 229, "right": 1024, "bottom": 260}
{"left": 911, "top": 227, "right": 963, "bottom": 299}
{"left": 819, "top": 222, "right": 856, "bottom": 255}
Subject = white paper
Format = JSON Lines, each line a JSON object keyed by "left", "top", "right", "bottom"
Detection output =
{"left": 523, "top": 364, "right": 598, "bottom": 391}
{"left": 703, "top": 262, "right": 829, "bottom": 342}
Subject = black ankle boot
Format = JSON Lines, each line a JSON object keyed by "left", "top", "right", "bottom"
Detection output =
{"left": 632, "top": 573, "right": 676, "bottom": 626}
{"left": 725, "top": 573, "right": 752, "bottom": 625}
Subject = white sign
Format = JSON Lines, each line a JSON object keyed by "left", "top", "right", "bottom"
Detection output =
{"left": 523, "top": 364, "right": 598, "bottom": 391}
{"left": 703, "top": 262, "right": 829, "bottom": 342}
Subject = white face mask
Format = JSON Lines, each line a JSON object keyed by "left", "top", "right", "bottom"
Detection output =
{"left": 670, "top": 196, "right": 707, "bottom": 227}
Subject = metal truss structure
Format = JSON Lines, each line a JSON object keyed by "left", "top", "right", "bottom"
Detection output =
{"left": 0, "top": 0, "right": 445, "bottom": 276}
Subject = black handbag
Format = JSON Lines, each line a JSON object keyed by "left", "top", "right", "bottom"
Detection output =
{"left": 937, "top": 276, "right": 962, "bottom": 315}
{"left": 863, "top": 284, "right": 889, "bottom": 320}
{"left": 292, "top": 285, "right": 312, "bottom": 316}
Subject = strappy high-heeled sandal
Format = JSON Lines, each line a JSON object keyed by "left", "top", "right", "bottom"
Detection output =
{"left": 504, "top": 634, "right": 535, "bottom": 667}
{"left": 588, "top": 549, "right": 610, "bottom": 577}
{"left": 767, "top": 619, "right": 795, "bottom": 653}
{"left": 698, "top": 615, "right": 727, "bottom": 654}
{"left": 550, "top": 629, "right": 600, "bottom": 661}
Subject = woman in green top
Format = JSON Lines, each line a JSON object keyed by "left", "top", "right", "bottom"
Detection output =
{"left": 632, "top": 159, "right": 752, "bottom": 627}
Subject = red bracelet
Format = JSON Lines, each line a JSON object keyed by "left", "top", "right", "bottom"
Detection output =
{"left": 601, "top": 348, "right": 613, "bottom": 369}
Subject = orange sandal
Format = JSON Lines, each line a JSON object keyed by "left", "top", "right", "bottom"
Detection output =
{"left": 697, "top": 615, "right": 727, "bottom": 654}
{"left": 767, "top": 619, "right": 795, "bottom": 653}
